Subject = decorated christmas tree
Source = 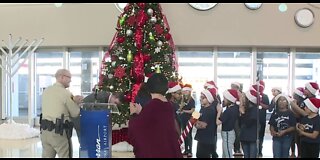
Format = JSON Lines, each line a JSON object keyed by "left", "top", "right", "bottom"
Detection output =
{"left": 98, "top": 3, "right": 179, "bottom": 126}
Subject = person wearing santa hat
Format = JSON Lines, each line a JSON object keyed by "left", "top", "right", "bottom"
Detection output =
{"left": 290, "top": 87, "right": 305, "bottom": 158}
{"left": 194, "top": 88, "right": 218, "bottom": 158}
{"left": 217, "top": 89, "right": 240, "bottom": 158}
{"left": 268, "top": 94, "right": 296, "bottom": 158}
{"left": 239, "top": 89, "right": 260, "bottom": 158}
{"left": 230, "top": 82, "right": 244, "bottom": 156}
{"left": 180, "top": 83, "right": 196, "bottom": 157}
{"left": 304, "top": 82, "right": 319, "bottom": 98}
{"left": 251, "top": 83, "right": 270, "bottom": 158}
{"left": 166, "top": 81, "right": 183, "bottom": 137}
{"left": 290, "top": 97, "right": 320, "bottom": 158}
{"left": 268, "top": 86, "right": 283, "bottom": 114}
{"left": 204, "top": 80, "right": 221, "bottom": 158}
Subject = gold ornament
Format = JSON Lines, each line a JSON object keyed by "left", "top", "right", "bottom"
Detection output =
{"left": 127, "top": 50, "right": 133, "bottom": 62}
{"left": 156, "top": 65, "right": 161, "bottom": 73}
{"left": 149, "top": 32, "right": 155, "bottom": 41}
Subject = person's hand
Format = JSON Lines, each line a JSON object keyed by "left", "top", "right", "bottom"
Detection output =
{"left": 129, "top": 102, "right": 142, "bottom": 115}
{"left": 296, "top": 123, "right": 304, "bottom": 135}
{"left": 73, "top": 95, "right": 83, "bottom": 104}
{"left": 216, "top": 119, "right": 222, "bottom": 125}
{"left": 277, "top": 130, "right": 285, "bottom": 137}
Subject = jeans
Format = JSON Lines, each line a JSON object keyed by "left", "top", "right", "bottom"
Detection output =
{"left": 221, "top": 130, "right": 236, "bottom": 158}
{"left": 272, "top": 135, "right": 292, "bottom": 158}
{"left": 241, "top": 141, "right": 257, "bottom": 158}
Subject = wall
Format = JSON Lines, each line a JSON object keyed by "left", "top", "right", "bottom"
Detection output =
{"left": 0, "top": 3, "right": 319, "bottom": 48}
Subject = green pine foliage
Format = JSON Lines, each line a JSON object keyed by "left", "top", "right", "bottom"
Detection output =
{"left": 99, "top": 3, "right": 179, "bottom": 127}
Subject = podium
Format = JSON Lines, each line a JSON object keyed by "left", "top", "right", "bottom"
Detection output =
{"left": 79, "top": 103, "right": 119, "bottom": 158}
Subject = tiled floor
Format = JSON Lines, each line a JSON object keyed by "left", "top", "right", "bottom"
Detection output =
{"left": 0, "top": 124, "right": 298, "bottom": 158}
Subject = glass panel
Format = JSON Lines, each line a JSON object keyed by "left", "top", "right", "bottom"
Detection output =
{"left": 69, "top": 49, "right": 100, "bottom": 97}
{"left": 35, "top": 50, "right": 64, "bottom": 116}
{"left": 217, "top": 51, "right": 251, "bottom": 94}
{"left": 177, "top": 50, "right": 214, "bottom": 111}
{"left": 16, "top": 59, "right": 29, "bottom": 117}
{"left": 257, "top": 51, "right": 289, "bottom": 98}
{"left": 295, "top": 52, "right": 320, "bottom": 98}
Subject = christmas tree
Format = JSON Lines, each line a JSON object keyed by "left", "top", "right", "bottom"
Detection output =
{"left": 98, "top": 3, "right": 179, "bottom": 126}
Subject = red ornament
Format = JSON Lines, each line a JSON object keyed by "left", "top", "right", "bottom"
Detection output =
{"left": 155, "top": 24, "right": 164, "bottom": 35}
{"left": 124, "top": 91, "right": 132, "bottom": 102}
{"left": 165, "top": 33, "right": 172, "bottom": 40}
{"left": 143, "top": 54, "right": 151, "bottom": 62}
{"left": 114, "top": 66, "right": 126, "bottom": 79}
{"left": 117, "top": 36, "right": 125, "bottom": 43}
{"left": 126, "top": 16, "right": 135, "bottom": 27}
{"left": 137, "top": 3, "right": 145, "bottom": 8}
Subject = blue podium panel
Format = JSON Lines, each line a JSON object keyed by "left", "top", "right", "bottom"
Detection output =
{"left": 80, "top": 108, "right": 112, "bottom": 158}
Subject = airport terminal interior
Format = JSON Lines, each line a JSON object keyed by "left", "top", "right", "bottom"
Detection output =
{"left": 0, "top": 3, "right": 320, "bottom": 158}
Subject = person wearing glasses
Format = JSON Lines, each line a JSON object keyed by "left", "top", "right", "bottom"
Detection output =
{"left": 40, "top": 69, "right": 83, "bottom": 158}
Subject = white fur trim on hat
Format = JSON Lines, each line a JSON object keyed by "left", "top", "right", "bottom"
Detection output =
{"left": 294, "top": 88, "right": 304, "bottom": 98}
{"left": 304, "top": 98, "right": 319, "bottom": 113}
{"left": 202, "top": 89, "right": 214, "bottom": 103}
{"left": 167, "top": 85, "right": 181, "bottom": 94}
{"left": 305, "top": 82, "right": 317, "bottom": 95}
{"left": 223, "top": 90, "right": 236, "bottom": 103}
{"left": 182, "top": 87, "right": 192, "bottom": 92}
{"left": 245, "top": 90, "right": 257, "bottom": 104}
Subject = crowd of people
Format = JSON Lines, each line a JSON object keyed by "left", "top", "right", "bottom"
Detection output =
{"left": 129, "top": 73, "right": 320, "bottom": 158}
{"left": 40, "top": 69, "right": 320, "bottom": 158}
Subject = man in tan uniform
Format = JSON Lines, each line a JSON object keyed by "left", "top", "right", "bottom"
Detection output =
{"left": 40, "top": 69, "right": 83, "bottom": 158}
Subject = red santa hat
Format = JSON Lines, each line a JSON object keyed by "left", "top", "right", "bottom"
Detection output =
{"left": 204, "top": 81, "right": 218, "bottom": 89}
{"left": 305, "top": 82, "right": 319, "bottom": 95}
{"left": 304, "top": 98, "right": 320, "bottom": 113}
{"left": 182, "top": 84, "right": 193, "bottom": 92}
{"left": 272, "top": 87, "right": 282, "bottom": 93}
{"left": 201, "top": 88, "right": 217, "bottom": 104}
{"left": 223, "top": 89, "right": 240, "bottom": 105}
{"left": 245, "top": 89, "right": 261, "bottom": 104}
{"left": 294, "top": 87, "right": 305, "bottom": 98}
{"left": 251, "top": 84, "right": 264, "bottom": 93}
{"left": 231, "top": 82, "right": 241, "bottom": 89}
{"left": 167, "top": 81, "right": 182, "bottom": 94}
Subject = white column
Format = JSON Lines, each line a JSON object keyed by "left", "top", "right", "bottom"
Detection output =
{"left": 251, "top": 48, "right": 257, "bottom": 84}
{"left": 289, "top": 48, "right": 296, "bottom": 95}
{"left": 28, "top": 52, "right": 35, "bottom": 126}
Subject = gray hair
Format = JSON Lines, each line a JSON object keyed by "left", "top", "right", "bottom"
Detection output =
{"left": 55, "top": 69, "right": 70, "bottom": 79}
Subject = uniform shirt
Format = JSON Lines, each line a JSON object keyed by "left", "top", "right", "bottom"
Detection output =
{"left": 300, "top": 115, "right": 320, "bottom": 144}
{"left": 194, "top": 104, "right": 216, "bottom": 144}
{"left": 220, "top": 105, "right": 239, "bottom": 131}
{"left": 269, "top": 110, "right": 296, "bottom": 138}
{"left": 42, "top": 82, "right": 80, "bottom": 122}
{"left": 240, "top": 105, "right": 258, "bottom": 142}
